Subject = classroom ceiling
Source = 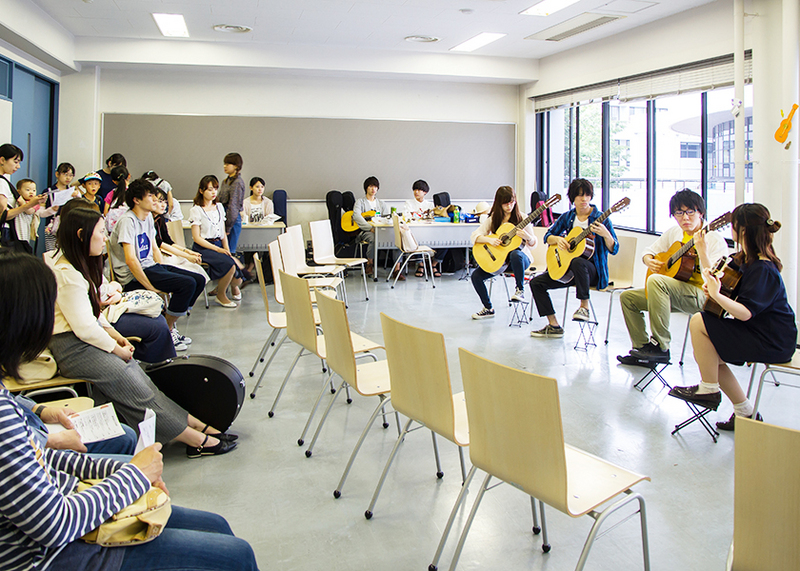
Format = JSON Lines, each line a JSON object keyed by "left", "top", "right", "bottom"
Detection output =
{"left": 32, "top": 0, "right": 716, "bottom": 61}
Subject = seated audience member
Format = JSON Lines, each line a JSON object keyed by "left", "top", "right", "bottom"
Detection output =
{"left": 48, "top": 206, "right": 236, "bottom": 457}
{"left": 142, "top": 170, "right": 183, "bottom": 221}
{"left": 404, "top": 179, "right": 445, "bottom": 277}
{"left": 104, "top": 166, "right": 131, "bottom": 233}
{"left": 617, "top": 189, "right": 728, "bottom": 366}
{"left": 669, "top": 203, "right": 797, "bottom": 430}
{"left": 529, "top": 178, "right": 618, "bottom": 338}
{"left": 353, "top": 176, "right": 388, "bottom": 276}
{"left": 0, "top": 252, "right": 257, "bottom": 571}
{"left": 243, "top": 176, "right": 274, "bottom": 277}
{"left": 108, "top": 179, "right": 204, "bottom": 349}
{"left": 469, "top": 186, "right": 536, "bottom": 319}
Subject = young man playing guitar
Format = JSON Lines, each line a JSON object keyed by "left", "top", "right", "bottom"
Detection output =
{"left": 617, "top": 189, "right": 728, "bottom": 365}
{"left": 352, "top": 176, "right": 388, "bottom": 277}
{"left": 530, "top": 178, "right": 618, "bottom": 338}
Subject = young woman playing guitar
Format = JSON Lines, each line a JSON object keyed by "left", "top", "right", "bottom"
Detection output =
{"left": 469, "top": 186, "right": 537, "bottom": 319}
{"left": 669, "top": 203, "right": 797, "bottom": 430}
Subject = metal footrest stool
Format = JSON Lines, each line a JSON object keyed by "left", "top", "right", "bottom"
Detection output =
{"left": 671, "top": 401, "right": 719, "bottom": 443}
{"left": 634, "top": 362, "right": 671, "bottom": 392}
{"left": 509, "top": 300, "right": 530, "bottom": 327}
{"left": 573, "top": 318, "right": 598, "bottom": 351}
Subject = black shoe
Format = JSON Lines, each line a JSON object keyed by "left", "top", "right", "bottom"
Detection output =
{"left": 668, "top": 385, "right": 722, "bottom": 411}
{"left": 630, "top": 340, "right": 670, "bottom": 363}
{"left": 186, "top": 435, "right": 238, "bottom": 458}
{"left": 616, "top": 352, "right": 655, "bottom": 367}
{"left": 716, "top": 412, "right": 763, "bottom": 431}
{"left": 215, "top": 432, "right": 239, "bottom": 443}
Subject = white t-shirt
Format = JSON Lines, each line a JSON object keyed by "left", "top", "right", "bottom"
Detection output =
{"left": 403, "top": 198, "right": 434, "bottom": 217}
{"left": 109, "top": 210, "right": 157, "bottom": 285}
{"left": 0, "top": 175, "right": 14, "bottom": 203}
{"left": 189, "top": 204, "right": 226, "bottom": 240}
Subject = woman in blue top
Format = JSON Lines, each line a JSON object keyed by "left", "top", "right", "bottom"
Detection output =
{"left": 669, "top": 203, "right": 797, "bottom": 430}
{"left": 529, "top": 178, "right": 618, "bottom": 338}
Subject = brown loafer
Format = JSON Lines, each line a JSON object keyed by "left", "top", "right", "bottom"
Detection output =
{"left": 668, "top": 385, "right": 722, "bottom": 411}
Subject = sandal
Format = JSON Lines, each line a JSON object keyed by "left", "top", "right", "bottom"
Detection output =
{"left": 415, "top": 265, "right": 425, "bottom": 278}
{"left": 432, "top": 263, "right": 442, "bottom": 278}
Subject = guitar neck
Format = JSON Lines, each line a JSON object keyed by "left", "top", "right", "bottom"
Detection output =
{"left": 570, "top": 209, "right": 609, "bottom": 247}
{"left": 505, "top": 203, "right": 547, "bottom": 238}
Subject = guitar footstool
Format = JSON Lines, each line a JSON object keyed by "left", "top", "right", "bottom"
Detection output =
{"left": 509, "top": 300, "right": 530, "bottom": 328}
{"left": 573, "top": 319, "right": 598, "bottom": 351}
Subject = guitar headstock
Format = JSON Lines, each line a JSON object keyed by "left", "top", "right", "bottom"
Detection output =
{"left": 610, "top": 197, "right": 631, "bottom": 213}
{"left": 708, "top": 211, "right": 732, "bottom": 232}
{"left": 545, "top": 194, "right": 561, "bottom": 208}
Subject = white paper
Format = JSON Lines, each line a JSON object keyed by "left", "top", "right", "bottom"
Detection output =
{"left": 263, "top": 213, "right": 281, "bottom": 225}
{"left": 45, "top": 402, "right": 125, "bottom": 444}
{"left": 49, "top": 188, "right": 76, "bottom": 207}
{"left": 135, "top": 408, "right": 156, "bottom": 454}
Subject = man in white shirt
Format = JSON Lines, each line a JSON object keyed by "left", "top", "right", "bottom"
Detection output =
{"left": 617, "top": 189, "right": 729, "bottom": 366}
{"left": 109, "top": 179, "right": 205, "bottom": 349}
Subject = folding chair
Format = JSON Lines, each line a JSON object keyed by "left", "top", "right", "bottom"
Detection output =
{"left": 309, "top": 219, "right": 369, "bottom": 301}
{"left": 745, "top": 349, "right": 800, "bottom": 418}
{"left": 388, "top": 213, "right": 435, "bottom": 289}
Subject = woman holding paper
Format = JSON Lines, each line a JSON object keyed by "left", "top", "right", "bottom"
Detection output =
{"left": 45, "top": 205, "right": 237, "bottom": 458}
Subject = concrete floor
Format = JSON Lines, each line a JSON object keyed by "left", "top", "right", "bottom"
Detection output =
{"left": 161, "top": 269, "right": 798, "bottom": 571}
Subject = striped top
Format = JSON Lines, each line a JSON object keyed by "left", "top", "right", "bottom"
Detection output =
{"left": 0, "top": 390, "right": 150, "bottom": 571}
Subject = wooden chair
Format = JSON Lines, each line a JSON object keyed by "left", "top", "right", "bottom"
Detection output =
{"left": 730, "top": 418, "right": 800, "bottom": 570}
{"left": 360, "top": 313, "right": 469, "bottom": 520}
{"left": 600, "top": 235, "right": 638, "bottom": 343}
{"left": 285, "top": 224, "right": 344, "bottom": 276}
{"left": 268, "top": 239, "right": 318, "bottom": 306}
{"left": 277, "top": 233, "right": 343, "bottom": 297}
{"left": 388, "top": 213, "right": 435, "bottom": 288}
{"left": 303, "top": 288, "right": 392, "bottom": 462}
{"left": 2, "top": 375, "right": 84, "bottom": 399}
{"left": 309, "top": 219, "right": 369, "bottom": 300}
{"left": 745, "top": 348, "right": 800, "bottom": 419}
{"left": 39, "top": 396, "right": 94, "bottom": 412}
{"left": 434, "top": 348, "right": 651, "bottom": 571}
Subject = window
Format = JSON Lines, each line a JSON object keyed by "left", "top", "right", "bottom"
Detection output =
{"left": 577, "top": 103, "right": 602, "bottom": 191}
{"left": 680, "top": 142, "right": 702, "bottom": 159}
{"left": 609, "top": 101, "right": 647, "bottom": 231}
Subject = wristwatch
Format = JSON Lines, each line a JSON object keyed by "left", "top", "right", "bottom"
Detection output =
{"left": 32, "top": 404, "right": 46, "bottom": 417}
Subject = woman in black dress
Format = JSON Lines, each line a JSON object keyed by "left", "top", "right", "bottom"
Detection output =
{"left": 669, "top": 203, "right": 796, "bottom": 430}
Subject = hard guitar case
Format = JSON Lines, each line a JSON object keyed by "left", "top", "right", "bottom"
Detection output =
{"left": 144, "top": 355, "right": 245, "bottom": 433}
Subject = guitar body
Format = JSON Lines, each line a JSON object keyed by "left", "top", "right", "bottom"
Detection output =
{"left": 703, "top": 256, "right": 743, "bottom": 318}
{"left": 546, "top": 227, "right": 595, "bottom": 282}
{"left": 472, "top": 222, "right": 523, "bottom": 274}
{"left": 341, "top": 210, "right": 376, "bottom": 233}
{"left": 775, "top": 103, "right": 798, "bottom": 144}
{"left": 644, "top": 242, "right": 697, "bottom": 295}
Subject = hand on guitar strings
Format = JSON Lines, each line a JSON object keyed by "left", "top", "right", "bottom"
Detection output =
{"left": 644, "top": 255, "right": 665, "bottom": 273}
{"left": 702, "top": 267, "right": 721, "bottom": 299}
{"left": 589, "top": 221, "right": 612, "bottom": 239}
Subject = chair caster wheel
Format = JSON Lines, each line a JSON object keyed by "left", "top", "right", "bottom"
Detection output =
{"left": 305, "top": 450, "right": 312, "bottom": 458}
{"left": 346, "top": 398, "right": 353, "bottom": 404}
{"left": 532, "top": 526, "right": 541, "bottom": 535}
{"left": 364, "top": 511, "right": 373, "bottom": 520}
{"left": 322, "top": 367, "right": 327, "bottom": 373}
{"left": 297, "top": 439, "right": 304, "bottom": 446}
{"left": 268, "top": 411, "right": 274, "bottom": 418}
{"left": 249, "top": 371, "right": 254, "bottom": 377}
{"left": 428, "top": 565, "right": 438, "bottom": 571}
{"left": 333, "top": 490, "right": 341, "bottom": 499}
{"left": 249, "top": 393, "right": 256, "bottom": 399}
{"left": 542, "top": 544, "right": 551, "bottom": 553}
{"left": 436, "top": 471, "right": 444, "bottom": 479}
{"left": 382, "top": 422, "right": 389, "bottom": 428}
{"left": 373, "top": 278, "right": 379, "bottom": 282}
{"left": 330, "top": 388, "right": 336, "bottom": 394}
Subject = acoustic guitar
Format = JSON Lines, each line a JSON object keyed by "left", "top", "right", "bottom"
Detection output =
{"left": 341, "top": 210, "right": 376, "bottom": 233}
{"left": 775, "top": 103, "right": 798, "bottom": 144}
{"left": 703, "top": 254, "right": 743, "bottom": 318}
{"left": 472, "top": 194, "right": 561, "bottom": 274}
{"left": 644, "top": 211, "right": 732, "bottom": 296}
{"left": 545, "top": 197, "right": 630, "bottom": 283}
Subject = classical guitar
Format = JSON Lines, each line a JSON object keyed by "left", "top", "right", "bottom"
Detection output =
{"left": 644, "top": 211, "right": 732, "bottom": 296}
{"left": 703, "top": 254, "right": 743, "bottom": 318}
{"left": 473, "top": 194, "right": 561, "bottom": 274}
{"left": 341, "top": 210, "right": 376, "bottom": 233}
{"left": 545, "top": 197, "right": 630, "bottom": 283}
{"left": 775, "top": 103, "right": 798, "bottom": 144}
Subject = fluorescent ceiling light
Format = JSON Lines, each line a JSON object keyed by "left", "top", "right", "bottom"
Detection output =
{"left": 450, "top": 32, "right": 506, "bottom": 52}
{"left": 152, "top": 13, "right": 189, "bottom": 38}
{"left": 521, "top": 0, "right": 581, "bottom": 16}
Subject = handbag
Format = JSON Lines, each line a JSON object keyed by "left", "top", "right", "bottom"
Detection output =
{"left": 16, "top": 349, "right": 58, "bottom": 383}
{"left": 121, "top": 290, "right": 165, "bottom": 318}
{"left": 77, "top": 480, "right": 172, "bottom": 547}
{"left": 399, "top": 222, "right": 419, "bottom": 252}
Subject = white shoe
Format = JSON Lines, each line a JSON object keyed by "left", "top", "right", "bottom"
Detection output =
{"left": 472, "top": 307, "right": 495, "bottom": 320}
{"left": 172, "top": 327, "right": 192, "bottom": 345}
{"left": 171, "top": 329, "right": 188, "bottom": 351}
{"left": 215, "top": 299, "right": 238, "bottom": 308}
{"left": 572, "top": 307, "right": 591, "bottom": 321}
{"left": 231, "top": 292, "right": 242, "bottom": 301}
{"left": 511, "top": 288, "right": 525, "bottom": 302}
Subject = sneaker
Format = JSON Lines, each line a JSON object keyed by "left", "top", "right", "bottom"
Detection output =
{"left": 472, "top": 307, "right": 495, "bottom": 320}
{"left": 510, "top": 288, "right": 525, "bottom": 302}
{"left": 530, "top": 324, "right": 564, "bottom": 338}
{"left": 630, "top": 340, "right": 670, "bottom": 363}
{"left": 171, "top": 329, "right": 188, "bottom": 351}
{"left": 616, "top": 352, "right": 656, "bottom": 367}
{"left": 173, "top": 328, "right": 192, "bottom": 345}
{"left": 572, "top": 307, "right": 591, "bottom": 321}
{"left": 668, "top": 385, "right": 722, "bottom": 410}
{"left": 716, "top": 412, "right": 763, "bottom": 431}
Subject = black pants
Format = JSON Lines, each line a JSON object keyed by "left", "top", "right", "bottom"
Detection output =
{"left": 125, "top": 264, "right": 205, "bottom": 316}
{"left": 529, "top": 256, "right": 598, "bottom": 317}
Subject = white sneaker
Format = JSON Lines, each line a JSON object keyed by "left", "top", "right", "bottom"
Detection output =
{"left": 173, "top": 327, "right": 192, "bottom": 345}
{"left": 472, "top": 307, "right": 495, "bottom": 320}
{"left": 511, "top": 288, "right": 525, "bottom": 302}
{"left": 572, "top": 307, "right": 591, "bottom": 322}
{"left": 171, "top": 329, "right": 188, "bottom": 351}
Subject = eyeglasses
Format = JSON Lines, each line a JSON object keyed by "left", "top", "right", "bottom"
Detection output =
{"left": 673, "top": 209, "right": 697, "bottom": 218}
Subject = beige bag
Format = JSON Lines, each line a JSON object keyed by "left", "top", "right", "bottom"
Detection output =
{"left": 16, "top": 349, "right": 58, "bottom": 384}
{"left": 78, "top": 481, "right": 172, "bottom": 547}
{"left": 399, "top": 222, "right": 419, "bottom": 252}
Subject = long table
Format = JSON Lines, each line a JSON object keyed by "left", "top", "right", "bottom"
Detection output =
{"left": 182, "top": 222, "right": 285, "bottom": 252}
{"left": 370, "top": 220, "right": 478, "bottom": 280}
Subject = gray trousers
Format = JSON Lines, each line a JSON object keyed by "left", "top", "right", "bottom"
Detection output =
{"left": 49, "top": 332, "right": 189, "bottom": 444}
{"left": 619, "top": 273, "right": 706, "bottom": 351}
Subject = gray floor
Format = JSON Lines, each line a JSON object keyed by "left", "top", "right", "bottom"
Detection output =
{"left": 162, "top": 269, "right": 798, "bottom": 571}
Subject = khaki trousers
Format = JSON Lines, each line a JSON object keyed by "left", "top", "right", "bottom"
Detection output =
{"left": 619, "top": 273, "right": 706, "bottom": 351}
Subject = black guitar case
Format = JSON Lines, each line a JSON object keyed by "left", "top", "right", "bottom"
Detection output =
{"left": 144, "top": 355, "right": 245, "bottom": 433}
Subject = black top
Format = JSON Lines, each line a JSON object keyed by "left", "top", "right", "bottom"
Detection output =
{"left": 153, "top": 215, "right": 174, "bottom": 247}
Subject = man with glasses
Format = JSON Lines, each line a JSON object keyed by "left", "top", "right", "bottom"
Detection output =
{"left": 617, "top": 189, "right": 728, "bottom": 366}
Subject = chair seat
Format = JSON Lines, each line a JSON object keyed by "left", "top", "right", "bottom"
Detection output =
{"left": 451, "top": 391, "right": 469, "bottom": 446}
{"left": 352, "top": 359, "right": 391, "bottom": 396}
{"left": 406, "top": 245, "right": 435, "bottom": 254}
{"left": 298, "top": 264, "right": 346, "bottom": 275}
{"left": 598, "top": 279, "right": 634, "bottom": 292}
{"left": 306, "top": 276, "right": 343, "bottom": 289}
{"left": 316, "top": 255, "right": 367, "bottom": 267}
{"left": 2, "top": 375, "right": 83, "bottom": 393}
{"left": 42, "top": 396, "right": 94, "bottom": 412}
{"left": 564, "top": 444, "right": 650, "bottom": 517}
{"left": 267, "top": 311, "right": 287, "bottom": 329}
{"left": 315, "top": 331, "right": 381, "bottom": 360}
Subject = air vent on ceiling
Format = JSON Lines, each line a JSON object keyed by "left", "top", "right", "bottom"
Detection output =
{"left": 526, "top": 13, "right": 624, "bottom": 42}
{"left": 213, "top": 24, "right": 252, "bottom": 34}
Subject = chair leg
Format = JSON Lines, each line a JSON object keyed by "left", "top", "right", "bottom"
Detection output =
{"left": 432, "top": 431, "right": 443, "bottom": 478}
{"left": 446, "top": 472, "right": 493, "bottom": 571}
{"left": 268, "top": 347, "right": 304, "bottom": 417}
{"left": 249, "top": 329, "right": 278, "bottom": 377}
{"left": 305, "top": 379, "right": 347, "bottom": 457}
{"left": 364, "top": 417, "right": 415, "bottom": 518}
{"left": 679, "top": 318, "right": 691, "bottom": 366}
{"left": 458, "top": 446, "right": 466, "bottom": 483}
{"left": 428, "top": 465, "right": 477, "bottom": 571}
{"left": 203, "top": 287, "right": 209, "bottom": 309}
{"left": 297, "top": 371, "right": 335, "bottom": 446}
{"left": 604, "top": 290, "right": 616, "bottom": 344}
{"left": 562, "top": 286, "right": 571, "bottom": 326}
{"left": 333, "top": 394, "right": 392, "bottom": 498}
{"left": 360, "top": 262, "right": 369, "bottom": 301}
{"left": 250, "top": 332, "right": 288, "bottom": 399}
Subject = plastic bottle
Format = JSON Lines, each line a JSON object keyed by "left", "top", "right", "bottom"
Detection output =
{"left": 454, "top": 206, "right": 461, "bottom": 223}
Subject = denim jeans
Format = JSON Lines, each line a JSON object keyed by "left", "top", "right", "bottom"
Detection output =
{"left": 113, "top": 313, "right": 176, "bottom": 363}
{"left": 227, "top": 214, "right": 243, "bottom": 254}
{"left": 86, "top": 423, "right": 137, "bottom": 456}
{"left": 471, "top": 248, "right": 530, "bottom": 310}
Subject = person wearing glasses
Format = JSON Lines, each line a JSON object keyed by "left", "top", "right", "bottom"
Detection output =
{"left": 617, "top": 189, "right": 728, "bottom": 366}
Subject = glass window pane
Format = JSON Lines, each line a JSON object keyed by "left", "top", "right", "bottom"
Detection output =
{"left": 654, "top": 93, "right": 702, "bottom": 233}
{"left": 577, "top": 103, "right": 602, "bottom": 193}
{"left": 545, "top": 108, "right": 571, "bottom": 214}
{"left": 609, "top": 101, "right": 647, "bottom": 231}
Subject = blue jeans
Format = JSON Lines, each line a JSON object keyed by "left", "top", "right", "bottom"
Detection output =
{"left": 471, "top": 249, "right": 529, "bottom": 310}
{"left": 227, "top": 214, "right": 243, "bottom": 254}
{"left": 113, "top": 313, "right": 176, "bottom": 363}
{"left": 86, "top": 424, "right": 137, "bottom": 456}
{"left": 119, "top": 506, "right": 258, "bottom": 571}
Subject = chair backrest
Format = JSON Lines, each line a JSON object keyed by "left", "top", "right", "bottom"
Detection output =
{"left": 253, "top": 252, "right": 277, "bottom": 323}
{"left": 314, "top": 288, "right": 358, "bottom": 388}
{"left": 380, "top": 313, "right": 458, "bottom": 441}
{"left": 278, "top": 270, "right": 320, "bottom": 354}
{"left": 392, "top": 213, "right": 404, "bottom": 252}
{"left": 309, "top": 219, "right": 335, "bottom": 263}
{"left": 277, "top": 232, "right": 300, "bottom": 276}
{"left": 268, "top": 240, "right": 285, "bottom": 305}
{"left": 433, "top": 192, "right": 451, "bottom": 208}
{"left": 733, "top": 418, "right": 800, "bottom": 570}
{"left": 529, "top": 226, "right": 549, "bottom": 271}
{"left": 166, "top": 220, "right": 186, "bottom": 248}
{"left": 286, "top": 224, "right": 308, "bottom": 266}
{"left": 458, "top": 348, "right": 568, "bottom": 512}
{"left": 607, "top": 235, "right": 638, "bottom": 288}
{"left": 272, "top": 189, "right": 287, "bottom": 224}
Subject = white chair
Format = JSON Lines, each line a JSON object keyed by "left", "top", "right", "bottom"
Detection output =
{"left": 309, "top": 219, "right": 369, "bottom": 301}
{"left": 388, "top": 213, "right": 435, "bottom": 289}
{"left": 745, "top": 349, "right": 800, "bottom": 418}
{"left": 277, "top": 233, "right": 343, "bottom": 296}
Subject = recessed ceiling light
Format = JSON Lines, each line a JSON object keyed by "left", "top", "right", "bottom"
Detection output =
{"left": 404, "top": 35, "right": 441, "bottom": 43}
{"left": 459, "top": 8, "right": 474, "bottom": 14}
{"left": 450, "top": 32, "right": 506, "bottom": 52}
{"left": 521, "top": 0, "right": 581, "bottom": 16}
{"left": 213, "top": 24, "right": 253, "bottom": 34}
{"left": 152, "top": 13, "right": 189, "bottom": 38}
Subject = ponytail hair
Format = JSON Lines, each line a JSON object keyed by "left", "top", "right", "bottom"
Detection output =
{"left": 109, "top": 166, "right": 130, "bottom": 209}
{"left": 731, "top": 203, "right": 782, "bottom": 271}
